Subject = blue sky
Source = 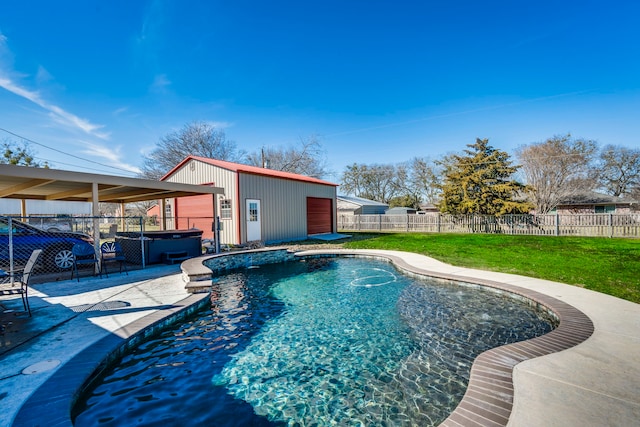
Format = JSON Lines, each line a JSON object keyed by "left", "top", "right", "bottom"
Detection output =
{"left": 1, "top": 0, "right": 639, "bottom": 181}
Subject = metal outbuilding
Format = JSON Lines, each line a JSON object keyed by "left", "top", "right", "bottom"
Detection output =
{"left": 337, "top": 195, "right": 389, "bottom": 215}
{"left": 0, "top": 163, "right": 224, "bottom": 253}
{"left": 161, "top": 156, "right": 338, "bottom": 245}
{"left": 385, "top": 207, "right": 417, "bottom": 215}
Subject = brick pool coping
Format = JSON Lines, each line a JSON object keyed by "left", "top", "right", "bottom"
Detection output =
{"left": 13, "top": 249, "right": 594, "bottom": 426}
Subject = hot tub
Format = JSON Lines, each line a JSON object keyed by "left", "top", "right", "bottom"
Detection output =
{"left": 115, "top": 229, "right": 203, "bottom": 265}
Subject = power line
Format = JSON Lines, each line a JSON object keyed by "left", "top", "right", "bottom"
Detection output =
{"left": 31, "top": 155, "right": 139, "bottom": 177}
{"left": 0, "top": 127, "right": 139, "bottom": 175}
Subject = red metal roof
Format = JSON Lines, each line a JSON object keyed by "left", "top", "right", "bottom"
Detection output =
{"left": 162, "top": 155, "right": 338, "bottom": 186}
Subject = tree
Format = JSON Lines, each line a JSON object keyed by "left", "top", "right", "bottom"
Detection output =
{"left": 391, "top": 162, "right": 421, "bottom": 209}
{"left": 516, "top": 134, "right": 598, "bottom": 214}
{"left": 246, "top": 135, "right": 328, "bottom": 178}
{"left": 340, "top": 163, "right": 403, "bottom": 203}
{"left": 1, "top": 138, "right": 48, "bottom": 167}
{"left": 410, "top": 157, "right": 442, "bottom": 205}
{"left": 340, "top": 158, "right": 440, "bottom": 209}
{"left": 438, "top": 138, "right": 531, "bottom": 215}
{"left": 388, "top": 194, "right": 420, "bottom": 209}
{"left": 630, "top": 186, "right": 640, "bottom": 206}
{"left": 595, "top": 145, "right": 640, "bottom": 197}
{"left": 140, "top": 121, "right": 245, "bottom": 180}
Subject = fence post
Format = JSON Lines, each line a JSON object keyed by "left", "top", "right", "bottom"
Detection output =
{"left": 555, "top": 213, "right": 560, "bottom": 236}
{"left": 609, "top": 213, "right": 613, "bottom": 238}
{"left": 215, "top": 216, "right": 221, "bottom": 253}
{"left": 437, "top": 213, "right": 441, "bottom": 233}
{"left": 378, "top": 214, "right": 382, "bottom": 231}
{"left": 8, "top": 217, "right": 14, "bottom": 283}
{"left": 140, "top": 217, "right": 146, "bottom": 269}
{"left": 406, "top": 214, "right": 410, "bottom": 232}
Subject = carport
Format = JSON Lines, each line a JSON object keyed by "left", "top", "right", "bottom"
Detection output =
{"left": 0, "top": 164, "right": 224, "bottom": 271}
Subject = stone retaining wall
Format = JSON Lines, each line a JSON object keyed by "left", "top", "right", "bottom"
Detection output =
{"left": 182, "top": 248, "right": 294, "bottom": 292}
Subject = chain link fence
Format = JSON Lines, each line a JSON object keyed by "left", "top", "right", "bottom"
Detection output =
{"left": 0, "top": 215, "right": 222, "bottom": 284}
{"left": 0, "top": 216, "right": 147, "bottom": 284}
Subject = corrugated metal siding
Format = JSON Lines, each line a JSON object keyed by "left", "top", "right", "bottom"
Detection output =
{"left": 164, "top": 159, "right": 239, "bottom": 244}
{"left": 361, "top": 205, "right": 388, "bottom": 215}
{"left": 175, "top": 194, "right": 216, "bottom": 239}
{"left": 164, "top": 159, "right": 337, "bottom": 244}
{"left": 0, "top": 200, "right": 92, "bottom": 215}
{"left": 239, "top": 173, "right": 337, "bottom": 243}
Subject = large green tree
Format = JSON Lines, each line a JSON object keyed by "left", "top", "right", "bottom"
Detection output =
{"left": 438, "top": 138, "right": 531, "bottom": 215}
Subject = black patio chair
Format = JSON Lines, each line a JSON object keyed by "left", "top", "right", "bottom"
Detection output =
{"left": 71, "top": 242, "right": 102, "bottom": 282}
{"left": 0, "top": 249, "right": 42, "bottom": 316}
{"left": 100, "top": 241, "right": 128, "bottom": 277}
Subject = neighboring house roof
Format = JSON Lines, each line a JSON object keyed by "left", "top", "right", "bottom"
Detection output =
{"left": 385, "top": 207, "right": 417, "bottom": 214}
{"left": 558, "top": 191, "right": 638, "bottom": 206}
{"left": 337, "top": 195, "right": 388, "bottom": 207}
{"left": 419, "top": 203, "right": 439, "bottom": 211}
{"left": 162, "top": 156, "right": 338, "bottom": 186}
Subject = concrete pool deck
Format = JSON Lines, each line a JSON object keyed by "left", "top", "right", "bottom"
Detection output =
{"left": 0, "top": 249, "right": 638, "bottom": 426}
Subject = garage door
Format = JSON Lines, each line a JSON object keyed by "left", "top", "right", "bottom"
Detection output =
{"left": 307, "top": 197, "right": 333, "bottom": 235}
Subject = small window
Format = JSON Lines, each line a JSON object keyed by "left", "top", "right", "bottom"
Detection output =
{"left": 220, "top": 199, "right": 232, "bottom": 220}
{"left": 595, "top": 205, "right": 615, "bottom": 214}
{"left": 249, "top": 202, "right": 259, "bottom": 222}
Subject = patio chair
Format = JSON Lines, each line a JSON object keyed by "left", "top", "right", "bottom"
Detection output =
{"left": 0, "top": 249, "right": 42, "bottom": 316}
{"left": 71, "top": 242, "right": 102, "bottom": 282}
{"left": 100, "top": 241, "right": 128, "bottom": 277}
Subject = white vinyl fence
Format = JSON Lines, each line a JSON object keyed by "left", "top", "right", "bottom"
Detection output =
{"left": 338, "top": 213, "right": 640, "bottom": 238}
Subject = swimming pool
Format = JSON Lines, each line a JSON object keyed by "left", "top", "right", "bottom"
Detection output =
{"left": 72, "top": 257, "right": 556, "bottom": 426}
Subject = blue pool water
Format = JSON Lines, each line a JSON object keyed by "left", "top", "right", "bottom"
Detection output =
{"left": 73, "top": 257, "right": 555, "bottom": 426}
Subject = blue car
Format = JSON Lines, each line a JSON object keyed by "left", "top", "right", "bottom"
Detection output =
{"left": 0, "top": 217, "right": 94, "bottom": 271}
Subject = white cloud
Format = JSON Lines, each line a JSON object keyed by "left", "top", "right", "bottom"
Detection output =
{"left": 0, "top": 74, "right": 110, "bottom": 139}
{"left": 0, "top": 33, "right": 109, "bottom": 140}
{"left": 79, "top": 141, "right": 141, "bottom": 174}
{"left": 150, "top": 73, "right": 171, "bottom": 93}
{"left": 35, "top": 66, "right": 54, "bottom": 84}
{"left": 206, "top": 120, "right": 233, "bottom": 129}
{"left": 113, "top": 106, "right": 129, "bottom": 116}
{"left": 138, "top": 144, "right": 156, "bottom": 157}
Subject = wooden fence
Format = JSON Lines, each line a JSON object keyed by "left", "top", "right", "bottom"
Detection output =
{"left": 338, "top": 213, "right": 640, "bottom": 238}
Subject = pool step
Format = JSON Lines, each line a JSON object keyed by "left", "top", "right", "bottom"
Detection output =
{"left": 161, "top": 251, "right": 190, "bottom": 265}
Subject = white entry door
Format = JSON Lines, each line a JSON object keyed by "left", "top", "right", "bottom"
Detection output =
{"left": 246, "top": 199, "right": 261, "bottom": 241}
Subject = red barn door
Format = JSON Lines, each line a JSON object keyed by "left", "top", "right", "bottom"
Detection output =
{"left": 306, "top": 197, "right": 333, "bottom": 235}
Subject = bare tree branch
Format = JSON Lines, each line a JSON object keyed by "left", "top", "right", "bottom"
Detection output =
{"left": 246, "top": 135, "right": 329, "bottom": 178}
{"left": 516, "top": 134, "right": 598, "bottom": 213}
{"left": 595, "top": 145, "right": 640, "bottom": 197}
{"left": 140, "top": 121, "right": 245, "bottom": 179}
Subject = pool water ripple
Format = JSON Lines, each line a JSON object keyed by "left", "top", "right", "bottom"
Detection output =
{"left": 73, "top": 257, "right": 555, "bottom": 427}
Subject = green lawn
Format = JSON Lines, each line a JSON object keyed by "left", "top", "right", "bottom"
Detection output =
{"left": 334, "top": 233, "right": 640, "bottom": 304}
